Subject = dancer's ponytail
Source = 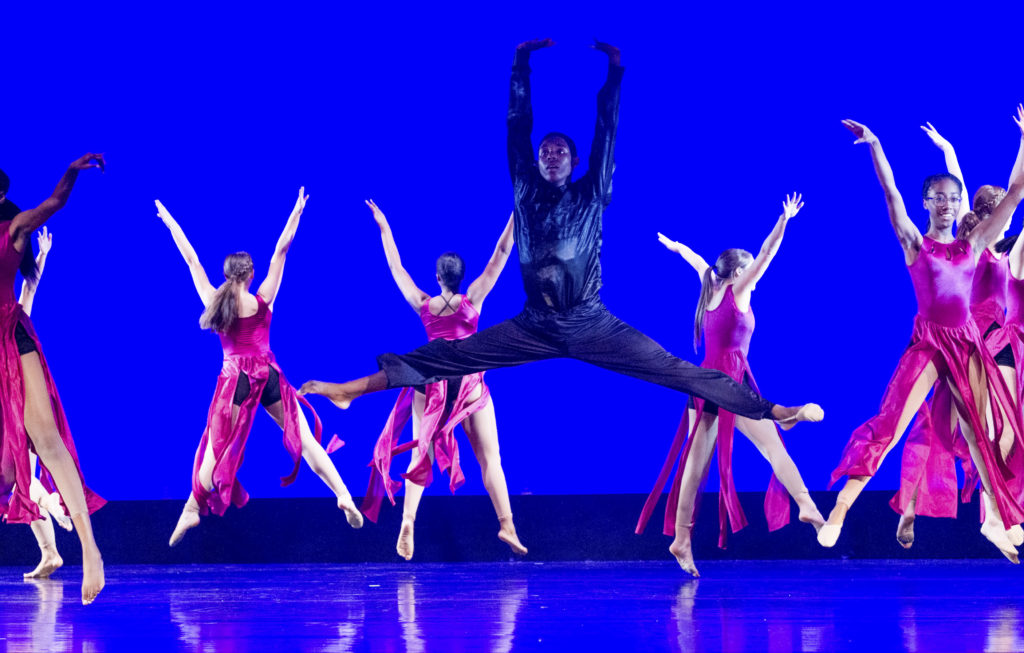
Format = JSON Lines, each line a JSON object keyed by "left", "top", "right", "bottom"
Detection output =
{"left": 0, "top": 199, "right": 37, "bottom": 282}
{"left": 200, "top": 252, "right": 254, "bottom": 334}
{"left": 693, "top": 248, "right": 754, "bottom": 352}
{"left": 693, "top": 266, "right": 715, "bottom": 351}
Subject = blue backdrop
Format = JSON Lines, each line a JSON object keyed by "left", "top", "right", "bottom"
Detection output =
{"left": 5, "top": 2, "right": 1024, "bottom": 501}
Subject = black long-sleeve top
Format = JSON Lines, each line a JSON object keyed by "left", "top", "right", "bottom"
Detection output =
{"left": 507, "top": 50, "right": 624, "bottom": 312}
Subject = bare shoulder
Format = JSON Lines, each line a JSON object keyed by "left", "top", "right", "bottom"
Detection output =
{"left": 239, "top": 292, "right": 260, "bottom": 318}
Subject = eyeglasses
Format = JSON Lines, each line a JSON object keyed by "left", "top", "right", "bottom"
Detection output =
{"left": 926, "top": 195, "right": 962, "bottom": 205}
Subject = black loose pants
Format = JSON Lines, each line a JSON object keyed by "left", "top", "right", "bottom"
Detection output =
{"left": 378, "top": 301, "right": 774, "bottom": 421}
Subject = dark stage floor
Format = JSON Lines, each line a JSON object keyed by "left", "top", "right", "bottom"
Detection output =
{"left": 1, "top": 560, "right": 1021, "bottom": 652}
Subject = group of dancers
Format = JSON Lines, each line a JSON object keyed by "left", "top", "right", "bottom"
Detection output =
{"left": 2, "top": 38, "right": 1022, "bottom": 605}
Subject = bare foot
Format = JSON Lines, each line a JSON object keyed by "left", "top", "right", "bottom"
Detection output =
{"left": 498, "top": 523, "right": 528, "bottom": 556}
{"left": 773, "top": 403, "right": 825, "bottom": 431}
{"left": 169, "top": 504, "right": 200, "bottom": 547}
{"left": 1008, "top": 524, "right": 1024, "bottom": 548}
{"left": 298, "top": 380, "right": 356, "bottom": 411}
{"left": 40, "top": 493, "right": 73, "bottom": 532}
{"left": 81, "top": 549, "right": 105, "bottom": 605}
{"left": 23, "top": 547, "right": 63, "bottom": 579}
{"left": 981, "top": 520, "right": 1020, "bottom": 564}
{"left": 668, "top": 538, "right": 700, "bottom": 578}
{"left": 338, "top": 495, "right": 364, "bottom": 529}
{"left": 896, "top": 513, "right": 915, "bottom": 549}
{"left": 798, "top": 506, "right": 826, "bottom": 533}
{"left": 396, "top": 518, "right": 415, "bottom": 561}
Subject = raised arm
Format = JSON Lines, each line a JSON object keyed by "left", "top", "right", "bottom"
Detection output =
{"left": 17, "top": 227, "right": 53, "bottom": 317}
{"left": 588, "top": 40, "right": 624, "bottom": 203}
{"left": 733, "top": 193, "right": 804, "bottom": 304}
{"left": 155, "top": 200, "right": 216, "bottom": 306}
{"left": 9, "top": 154, "right": 105, "bottom": 247}
{"left": 656, "top": 233, "right": 709, "bottom": 282}
{"left": 256, "top": 187, "right": 308, "bottom": 310}
{"left": 842, "top": 120, "right": 921, "bottom": 260}
{"left": 466, "top": 212, "right": 515, "bottom": 309}
{"left": 508, "top": 39, "right": 552, "bottom": 182}
{"left": 921, "top": 122, "right": 970, "bottom": 219}
{"left": 366, "top": 199, "right": 429, "bottom": 312}
{"left": 977, "top": 109, "right": 1024, "bottom": 257}
{"left": 1009, "top": 104, "right": 1024, "bottom": 190}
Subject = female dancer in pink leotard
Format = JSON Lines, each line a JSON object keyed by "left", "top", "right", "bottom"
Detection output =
{"left": 159, "top": 189, "right": 363, "bottom": 547}
{"left": 358, "top": 199, "right": 526, "bottom": 560}
{"left": 14, "top": 227, "right": 76, "bottom": 579}
{"left": 0, "top": 155, "right": 106, "bottom": 604}
{"left": 636, "top": 193, "right": 824, "bottom": 577}
{"left": 894, "top": 119, "right": 1024, "bottom": 549}
{"left": 820, "top": 116, "right": 1024, "bottom": 562}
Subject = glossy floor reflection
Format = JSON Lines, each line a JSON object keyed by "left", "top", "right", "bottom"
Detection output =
{"left": 0, "top": 560, "right": 1021, "bottom": 652}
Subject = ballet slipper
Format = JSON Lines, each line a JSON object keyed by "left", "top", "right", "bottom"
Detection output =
{"left": 338, "top": 495, "right": 364, "bottom": 529}
{"left": 817, "top": 523, "right": 842, "bottom": 548}
{"left": 896, "top": 514, "right": 915, "bottom": 550}
{"left": 41, "top": 492, "right": 73, "bottom": 532}
{"left": 396, "top": 518, "right": 415, "bottom": 561}
{"left": 776, "top": 404, "right": 825, "bottom": 431}
{"left": 497, "top": 515, "right": 528, "bottom": 556}
{"left": 1007, "top": 524, "right": 1024, "bottom": 548}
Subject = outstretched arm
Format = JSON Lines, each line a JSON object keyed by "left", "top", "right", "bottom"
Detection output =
{"left": 842, "top": 120, "right": 921, "bottom": 259}
{"left": 9, "top": 154, "right": 105, "bottom": 247}
{"left": 366, "top": 199, "right": 429, "bottom": 312}
{"left": 656, "top": 233, "right": 709, "bottom": 282}
{"left": 589, "top": 40, "right": 624, "bottom": 203}
{"left": 1009, "top": 104, "right": 1024, "bottom": 191}
{"left": 257, "top": 187, "right": 308, "bottom": 310}
{"left": 155, "top": 200, "right": 217, "bottom": 306}
{"left": 979, "top": 109, "right": 1024, "bottom": 257}
{"left": 17, "top": 227, "right": 53, "bottom": 317}
{"left": 921, "top": 122, "right": 970, "bottom": 219}
{"left": 508, "top": 39, "right": 552, "bottom": 182}
{"left": 733, "top": 193, "right": 804, "bottom": 302}
{"left": 466, "top": 212, "right": 515, "bottom": 309}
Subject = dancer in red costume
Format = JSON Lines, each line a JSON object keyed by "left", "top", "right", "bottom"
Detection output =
{"left": 820, "top": 116, "right": 1024, "bottom": 563}
{"left": 0, "top": 156, "right": 107, "bottom": 604}
{"left": 14, "top": 227, "right": 75, "bottom": 579}
{"left": 159, "top": 189, "right": 363, "bottom": 547}
{"left": 895, "top": 118, "right": 1024, "bottom": 549}
{"left": 637, "top": 194, "right": 824, "bottom": 577}
{"left": 358, "top": 200, "right": 527, "bottom": 560}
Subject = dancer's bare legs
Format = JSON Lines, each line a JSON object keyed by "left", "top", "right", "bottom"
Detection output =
{"left": 168, "top": 414, "right": 222, "bottom": 547}
{"left": 299, "top": 371, "right": 388, "bottom": 410}
{"left": 263, "top": 399, "right": 363, "bottom": 528}
{"left": 948, "top": 356, "right": 1020, "bottom": 562}
{"left": 398, "top": 391, "right": 431, "bottom": 561}
{"left": 670, "top": 409, "right": 718, "bottom": 577}
{"left": 734, "top": 415, "right": 825, "bottom": 530}
{"left": 21, "top": 351, "right": 103, "bottom": 604}
{"left": 819, "top": 361, "right": 939, "bottom": 547}
{"left": 462, "top": 392, "right": 527, "bottom": 555}
{"left": 994, "top": 365, "right": 1023, "bottom": 546}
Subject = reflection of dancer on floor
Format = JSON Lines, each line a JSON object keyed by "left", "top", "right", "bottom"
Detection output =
{"left": 0, "top": 155, "right": 107, "bottom": 605}
{"left": 300, "top": 39, "right": 822, "bottom": 436}
{"left": 15, "top": 227, "right": 75, "bottom": 579}
{"left": 159, "top": 189, "right": 363, "bottom": 547}
{"left": 820, "top": 117, "right": 1024, "bottom": 563}
{"left": 360, "top": 200, "right": 526, "bottom": 560}
{"left": 637, "top": 194, "right": 824, "bottom": 577}
{"left": 895, "top": 120, "right": 1024, "bottom": 549}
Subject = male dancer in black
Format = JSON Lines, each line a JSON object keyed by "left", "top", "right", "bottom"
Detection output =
{"left": 301, "top": 38, "right": 821, "bottom": 426}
